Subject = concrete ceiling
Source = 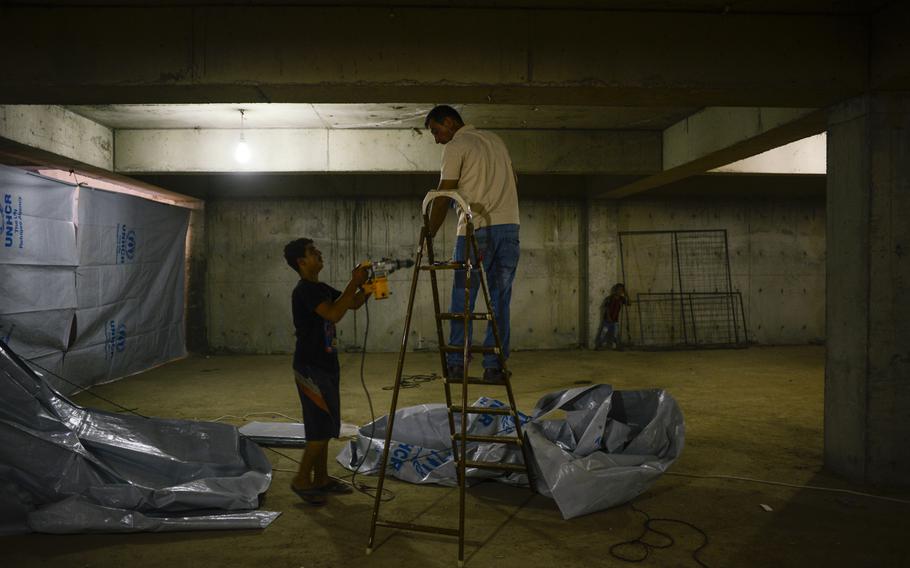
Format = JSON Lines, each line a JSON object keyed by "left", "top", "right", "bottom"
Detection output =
{"left": 132, "top": 172, "right": 825, "bottom": 200}
{"left": 6, "top": 3, "right": 897, "bottom": 109}
{"left": 4, "top": 0, "right": 901, "bottom": 196}
{"left": 65, "top": 104, "right": 697, "bottom": 130}
{"left": 8, "top": 1, "right": 890, "bottom": 15}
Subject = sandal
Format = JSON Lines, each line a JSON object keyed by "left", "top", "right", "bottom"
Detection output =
{"left": 318, "top": 478, "right": 353, "bottom": 494}
{"left": 290, "top": 484, "right": 327, "bottom": 505}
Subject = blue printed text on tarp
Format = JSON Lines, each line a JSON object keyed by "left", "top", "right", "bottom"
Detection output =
{"left": 116, "top": 223, "right": 137, "bottom": 263}
{"left": 3, "top": 194, "right": 24, "bottom": 249}
{"left": 104, "top": 320, "right": 127, "bottom": 359}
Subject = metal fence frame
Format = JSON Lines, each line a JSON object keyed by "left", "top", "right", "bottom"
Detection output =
{"left": 618, "top": 229, "right": 749, "bottom": 349}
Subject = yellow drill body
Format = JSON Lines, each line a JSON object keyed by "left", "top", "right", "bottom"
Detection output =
{"left": 361, "top": 258, "right": 414, "bottom": 300}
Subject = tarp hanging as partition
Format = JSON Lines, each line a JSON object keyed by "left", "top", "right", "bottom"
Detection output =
{"left": 0, "top": 165, "right": 190, "bottom": 392}
{"left": 64, "top": 187, "right": 189, "bottom": 388}
{"left": 0, "top": 167, "right": 78, "bottom": 379}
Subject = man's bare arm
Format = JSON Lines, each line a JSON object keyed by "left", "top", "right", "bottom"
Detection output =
{"left": 350, "top": 288, "right": 371, "bottom": 309}
{"left": 314, "top": 265, "right": 369, "bottom": 322}
{"left": 428, "top": 178, "right": 459, "bottom": 237}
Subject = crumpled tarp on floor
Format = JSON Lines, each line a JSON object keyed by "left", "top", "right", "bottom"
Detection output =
{"left": 0, "top": 340, "right": 279, "bottom": 535}
{"left": 338, "top": 384, "right": 684, "bottom": 519}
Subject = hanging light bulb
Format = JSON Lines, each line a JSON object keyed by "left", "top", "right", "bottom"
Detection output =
{"left": 234, "top": 109, "right": 251, "bottom": 164}
{"left": 234, "top": 135, "right": 251, "bottom": 164}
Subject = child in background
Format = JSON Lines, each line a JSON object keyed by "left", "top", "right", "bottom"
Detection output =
{"left": 595, "top": 283, "right": 629, "bottom": 350}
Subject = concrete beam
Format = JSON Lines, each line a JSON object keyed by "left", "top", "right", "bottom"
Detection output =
{"left": 114, "top": 129, "right": 661, "bottom": 174}
{"left": 0, "top": 105, "right": 201, "bottom": 209}
{"left": 710, "top": 133, "right": 826, "bottom": 175}
{"left": 29, "top": 167, "right": 203, "bottom": 211}
{"left": 0, "top": 105, "right": 113, "bottom": 170}
{"left": 0, "top": 6, "right": 867, "bottom": 107}
{"left": 0, "top": 134, "right": 204, "bottom": 210}
{"left": 600, "top": 107, "right": 826, "bottom": 198}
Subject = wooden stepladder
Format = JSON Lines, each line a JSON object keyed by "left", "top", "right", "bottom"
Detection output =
{"left": 366, "top": 191, "right": 534, "bottom": 567}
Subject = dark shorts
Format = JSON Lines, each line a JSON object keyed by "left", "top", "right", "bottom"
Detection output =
{"left": 294, "top": 365, "right": 341, "bottom": 441}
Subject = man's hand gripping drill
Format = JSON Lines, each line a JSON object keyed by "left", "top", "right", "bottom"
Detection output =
{"left": 359, "top": 258, "right": 415, "bottom": 300}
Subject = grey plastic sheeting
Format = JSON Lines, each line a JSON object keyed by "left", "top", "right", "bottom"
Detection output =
{"left": 0, "top": 340, "right": 279, "bottom": 535}
{"left": 0, "top": 165, "right": 189, "bottom": 393}
{"left": 0, "top": 166, "right": 78, "bottom": 376}
{"left": 338, "top": 384, "right": 684, "bottom": 519}
{"left": 339, "top": 397, "right": 532, "bottom": 487}
{"left": 64, "top": 186, "right": 189, "bottom": 389}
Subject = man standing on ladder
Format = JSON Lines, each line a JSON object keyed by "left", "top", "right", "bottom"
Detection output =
{"left": 424, "top": 105, "right": 520, "bottom": 383}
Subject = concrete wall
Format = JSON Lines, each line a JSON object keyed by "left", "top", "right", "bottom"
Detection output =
{"left": 205, "top": 197, "right": 581, "bottom": 354}
{"left": 201, "top": 188, "right": 824, "bottom": 354}
{"left": 612, "top": 197, "right": 826, "bottom": 345}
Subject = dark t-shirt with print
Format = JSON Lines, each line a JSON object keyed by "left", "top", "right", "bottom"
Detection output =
{"left": 292, "top": 279, "right": 342, "bottom": 374}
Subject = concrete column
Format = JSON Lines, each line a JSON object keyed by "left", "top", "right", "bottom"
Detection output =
{"left": 825, "top": 93, "right": 910, "bottom": 486}
{"left": 185, "top": 209, "right": 207, "bottom": 353}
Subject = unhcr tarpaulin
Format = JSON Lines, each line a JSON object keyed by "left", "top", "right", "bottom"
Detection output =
{"left": 64, "top": 187, "right": 188, "bottom": 388}
{"left": 524, "top": 385, "right": 684, "bottom": 519}
{"left": 0, "top": 165, "right": 189, "bottom": 392}
{"left": 0, "top": 167, "right": 78, "bottom": 379}
{"left": 339, "top": 398, "right": 532, "bottom": 487}
{"left": 0, "top": 339, "right": 278, "bottom": 535}
{"left": 338, "top": 384, "right": 684, "bottom": 519}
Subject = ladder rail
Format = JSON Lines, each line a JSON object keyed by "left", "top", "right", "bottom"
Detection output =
{"left": 422, "top": 190, "right": 474, "bottom": 222}
{"left": 366, "top": 227, "right": 428, "bottom": 553}
{"left": 368, "top": 192, "right": 532, "bottom": 567}
{"left": 457, "top": 222, "right": 474, "bottom": 564}
{"left": 423, "top": 216, "right": 459, "bottom": 462}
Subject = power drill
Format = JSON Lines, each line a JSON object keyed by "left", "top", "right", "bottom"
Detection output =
{"left": 361, "top": 258, "right": 415, "bottom": 300}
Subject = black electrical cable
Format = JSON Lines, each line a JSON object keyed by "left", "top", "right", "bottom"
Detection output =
{"left": 381, "top": 372, "right": 441, "bottom": 390}
{"left": 344, "top": 299, "right": 394, "bottom": 502}
{"left": 609, "top": 502, "right": 710, "bottom": 567}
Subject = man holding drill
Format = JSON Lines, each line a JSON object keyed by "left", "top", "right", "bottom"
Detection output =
{"left": 424, "top": 105, "right": 520, "bottom": 383}
{"left": 283, "top": 238, "right": 371, "bottom": 505}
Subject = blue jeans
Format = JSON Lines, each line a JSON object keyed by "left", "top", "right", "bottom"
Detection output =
{"left": 595, "top": 321, "right": 620, "bottom": 349}
{"left": 447, "top": 224, "right": 520, "bottom": 370}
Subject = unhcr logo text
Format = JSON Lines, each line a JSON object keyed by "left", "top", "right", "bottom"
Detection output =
{"left": 3, "top": 193, "right": 24, "bottom": 249}
{"left": 116, "top": 223, "right": 137, "bottom": 263}
{"left": 105, "top": 320, "right": 127, "bottom": 359}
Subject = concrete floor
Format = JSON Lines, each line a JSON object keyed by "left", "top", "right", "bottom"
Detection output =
{"left": 7, "top": 346, "right": 910, "bottom": 567}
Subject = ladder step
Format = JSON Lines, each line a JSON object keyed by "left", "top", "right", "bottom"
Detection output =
{"left": 375, "top": 519, "right": 460, "bottom": 537}
{"left": 450, "top": 405, "right": 514, "bottom": 415}
{"left": 438, "top": 312, "right": 492, "bottom": 321}
{"left": 421, "top": 262, "right": 467, "bottom": 271}
{"left": 454, "top": 434, "right": 522, "bottom": 445}
{"left": 442, "top": 345, "right": 499, "bottom": 354}
{"left": 464, "top": 460, "right": 528, "bottom": 473}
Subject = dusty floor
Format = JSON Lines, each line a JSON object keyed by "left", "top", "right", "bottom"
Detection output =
{"left": 7, "top": 346, "right": 910, "bottom": 567}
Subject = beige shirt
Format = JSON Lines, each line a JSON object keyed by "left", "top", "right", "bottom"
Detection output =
{"left": 440, "top": 125, "right": 520, "bottom": 235}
